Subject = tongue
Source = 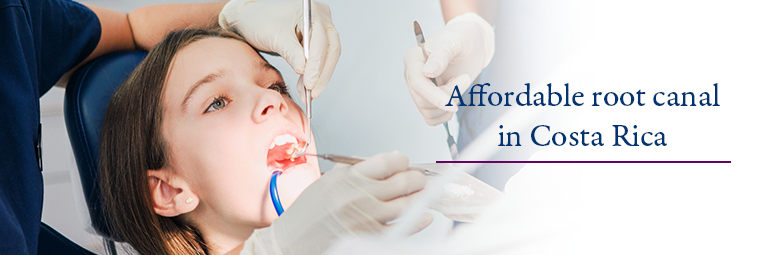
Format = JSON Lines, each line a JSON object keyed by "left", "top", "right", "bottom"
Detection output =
{"left": 267, "top": 143, "right": 307, "bottom": 170}
{"left": 268, "top": 143, "right": 293, "bottom": 163}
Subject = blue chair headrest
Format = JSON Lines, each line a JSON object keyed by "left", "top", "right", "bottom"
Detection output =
{"left": 64, "top": 51, "right": 147, "bottom": 241}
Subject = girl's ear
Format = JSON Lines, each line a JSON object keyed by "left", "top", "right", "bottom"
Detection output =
{"left": 147, "top": 169, "right": 199, "bottom": 217}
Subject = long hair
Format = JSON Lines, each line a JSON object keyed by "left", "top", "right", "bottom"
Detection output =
{"left": 99, "top": 28, "right": 252, "bottom": 255}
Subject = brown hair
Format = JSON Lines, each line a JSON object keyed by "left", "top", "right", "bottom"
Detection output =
{"left": 99, "top": 28, "right": 254, "bottom": 255}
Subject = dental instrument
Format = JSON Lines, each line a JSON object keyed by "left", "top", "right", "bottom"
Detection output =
{"left": 301, "top": 0, "right": 312, "bottom": 153}
{"left": 271, "top": 0, "right": 312, "bottom": 216}
{"left": 301, "top": 153, "right": 365, "bottom": 165}
{"left": 298, "top": 152, "right": 439, "bottom": 176}
{"left": 413, "top": 21, "right": 459, "bottom": 160}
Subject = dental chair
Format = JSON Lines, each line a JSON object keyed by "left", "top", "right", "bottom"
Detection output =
{"left": 63, "top": 51, "right": 148, "bottom": 254}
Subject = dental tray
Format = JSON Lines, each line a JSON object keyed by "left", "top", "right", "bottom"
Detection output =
{"left": 411, "top": 164, "right": 504, "bottom": 222}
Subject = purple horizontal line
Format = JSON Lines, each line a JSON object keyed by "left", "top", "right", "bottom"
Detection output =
{"left": 436, "top": 161, "right": 732, "bottom": 164}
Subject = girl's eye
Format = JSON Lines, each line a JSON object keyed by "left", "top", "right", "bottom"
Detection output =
{"left": 205, "top": 96, "right": 229, "bottom": 113}
{"left": 268, "top": 82, "right": 288, "bottom": 95}
{"left": 268, "top": 84, "right": 282, "bottom": 93}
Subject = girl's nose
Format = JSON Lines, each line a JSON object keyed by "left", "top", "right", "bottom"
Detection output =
{"left": 252, "top": 89, "right": 289, "bottom": 124}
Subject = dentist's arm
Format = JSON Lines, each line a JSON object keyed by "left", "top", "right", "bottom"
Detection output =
{"left": 83, "top": 2, "right": 226, "bottom": 64}
{"left": 403, "top": 0, "right": 497, "bottom": 125}
{"left": 57, "top": 2, "right": 226, "bottom": 87}
{"left": 64, "top": 0, "right": 341, "bottom": 99}
{"left": 441, "top": 0, "right": 498, "bottom": 24}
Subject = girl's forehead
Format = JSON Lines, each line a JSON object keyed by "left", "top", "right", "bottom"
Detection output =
{"left": 175, "top": 37, "right": 262, "bottom": 68}
{"left": 166, "top": 38, "right": 264, "bottom": 88}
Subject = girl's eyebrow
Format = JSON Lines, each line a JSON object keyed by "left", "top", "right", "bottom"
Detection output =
{"left": 261, "top": 61, "right": 277, "bottom": 72}
{"left": 182, "top": 69, "right": 227, "bottom": 112}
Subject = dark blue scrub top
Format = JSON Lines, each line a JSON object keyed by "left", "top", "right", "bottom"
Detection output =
{"left": 0, "top": 0, "right": 100, "bottom": 254}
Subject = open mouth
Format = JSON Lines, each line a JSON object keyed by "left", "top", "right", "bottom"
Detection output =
{"left": 266, "top": 134, "right": 307, "bottom": 172}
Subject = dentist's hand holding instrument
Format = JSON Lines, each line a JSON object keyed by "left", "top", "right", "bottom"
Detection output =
{"left": 242, "top": 151, "right": 433, "bottom": 255}
{"left": 219, "top": 0, "right": 340, "bottom": 100}
{"left": 404, "top": 13, "right": 495, "bottom": 126}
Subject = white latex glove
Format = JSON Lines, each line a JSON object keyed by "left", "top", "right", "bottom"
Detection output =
{"left": 240, "top": 151, "right": 433, "bottom": 255}
{"left": 220, "top": 0, "right": 340, "bottom": 100}
{"left": 404, "top": 13, "right": 495, "bottom": 126}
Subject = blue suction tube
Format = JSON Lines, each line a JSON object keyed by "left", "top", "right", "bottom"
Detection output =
{"left": 270, "top": 171, "right": 285, "bottom": 216}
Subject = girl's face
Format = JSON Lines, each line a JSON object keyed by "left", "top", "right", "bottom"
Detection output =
{"left": 159, "top": 37, "right": 320, "bottom": 233}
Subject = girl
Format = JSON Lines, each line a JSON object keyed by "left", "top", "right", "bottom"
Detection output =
{"left": 99, "top": 28, "right": 430, "bottom": 255}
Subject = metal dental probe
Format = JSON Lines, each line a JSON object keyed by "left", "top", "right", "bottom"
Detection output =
{"left": 302, "top": 0, "right": 312, "bottom": 153}
{"left": 271, "top": 0, "right": 313, "bottom": 217}
{"left": 413, "top": 21, "right": 459, "bottom": 160}
{"left": 297, "top": 152, "right": 439, "bottom": 176}
{"left": 303, "top": 153, "right": 365, "bottom": 165}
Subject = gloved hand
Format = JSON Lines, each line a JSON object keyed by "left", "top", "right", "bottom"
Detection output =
{"left": 220, "top": 0, "right": 340, "bottom": 100}
{"left": 240, "top": 151, "right": 433, "bottom": 255}
{"left": 404, "top": 13, "right": 495, "bottom": 126}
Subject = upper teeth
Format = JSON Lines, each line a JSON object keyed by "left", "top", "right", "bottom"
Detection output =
{"left": 270, "top": 134, "right": 298, "bottom": 149}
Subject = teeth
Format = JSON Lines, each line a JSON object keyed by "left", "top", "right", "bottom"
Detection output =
{"left": 270, "top": 134, "right": 299, "bottom": 149}
{"left": 274, "top": 135, "right": 287, "bottom": 146}
{"left": 286, "top": 135, "right": 298, "bottom": 144}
